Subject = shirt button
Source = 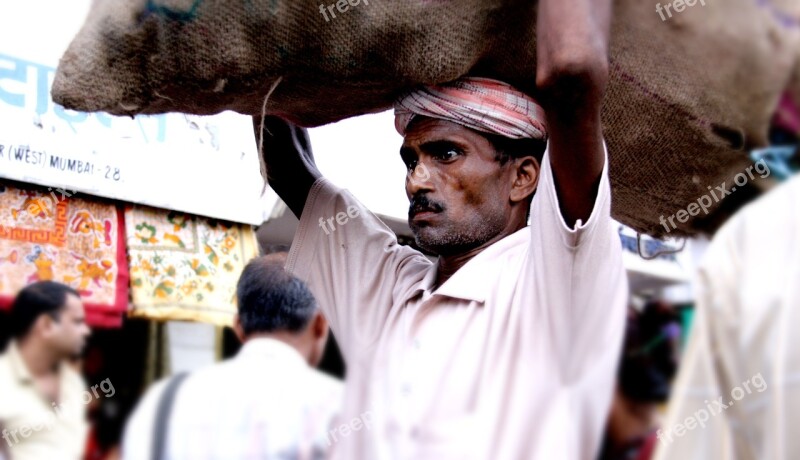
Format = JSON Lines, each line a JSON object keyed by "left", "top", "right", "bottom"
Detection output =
{"left": 401, "top": 384, "right": 412, "bottom": 396}
{"left": 413, "top": 339, "right": 421, "bottom": 350}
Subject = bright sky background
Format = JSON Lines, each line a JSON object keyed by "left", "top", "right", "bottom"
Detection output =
{"left": 309, "top": 111, "right": 410, "bottom": 220}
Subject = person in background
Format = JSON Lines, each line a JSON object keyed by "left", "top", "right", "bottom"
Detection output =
{"left": 82, "top": 346, "right": 124, "bottom": 460}
{"left": 0, "top": 281, "right": 92, "bottom": 460}
{"left": 122, "top": 255, "right": 343, "bottom": 460}
{"left": 653, "top": 173, "right": 800, "bottom": 460}
{"left": 600, "top": 303, "right": 681, "bottom": 460}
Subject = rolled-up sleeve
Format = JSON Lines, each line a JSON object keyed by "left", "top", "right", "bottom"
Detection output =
{"left": 522, "top": 143, "right": 627, "bottom": 458}
{"left": 528, "top": 142, "right": 627, "bottom": 379}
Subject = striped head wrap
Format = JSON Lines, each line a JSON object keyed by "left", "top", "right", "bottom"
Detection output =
{"left": 394, "top": 77, "right": 547, "bottom": 140}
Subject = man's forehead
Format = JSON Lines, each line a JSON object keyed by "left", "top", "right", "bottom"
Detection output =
{"left": 401, "top": 117, "right": 480, "bottom": 147}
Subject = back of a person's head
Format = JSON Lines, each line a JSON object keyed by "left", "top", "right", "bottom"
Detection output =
{"left": 10, "top": 281, "right": 79, "bottom": 339}
{"left": 236, "top": 256, "right": 317, "bottom": 336}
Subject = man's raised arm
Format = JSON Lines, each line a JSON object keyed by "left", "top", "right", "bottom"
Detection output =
{"left": 536, "top": 0, "right": 612, "bottom": 227}
{"left": 253, "top": 116, "right": 323, "bottom": 219}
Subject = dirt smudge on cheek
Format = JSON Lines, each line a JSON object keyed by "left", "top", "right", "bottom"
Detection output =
{"left": 464, "top": 188, "right": 484, "bottom": 207}
{"left": 454, "top": 174, "right": 487, "bottom": 207}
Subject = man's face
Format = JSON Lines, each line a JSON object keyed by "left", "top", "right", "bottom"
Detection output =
{"left": 400, "top": 118, "right": 516, "bottom": 256}
{"left": 46, "top": 294, "right": 91, "bottom": 359}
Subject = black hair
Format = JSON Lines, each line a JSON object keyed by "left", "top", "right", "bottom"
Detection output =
{"left": 10, "top": 281, "right": 80, "bottom": 339}
{"left": 483, "top": 132, "right": 547, "bottom": 168}
{"left": 236, "top": 258, "right": 317, "bottom": 335}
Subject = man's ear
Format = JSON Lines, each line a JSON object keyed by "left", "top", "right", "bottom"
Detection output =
{"left": 510, "top": 157, "right": 540, "bottom": 204}
{"left": 232, "top": 314, "right": 246, "bottom": 343}
{"left": 311, "top": 311, "right": 328, "bottom": 340}
{"left": 36, "top": 314, "right": 57, "bottom": 339}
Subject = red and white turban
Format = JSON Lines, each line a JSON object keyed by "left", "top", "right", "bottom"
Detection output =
{"left": 394, "top": 77, "right": 547, "bottom": 140}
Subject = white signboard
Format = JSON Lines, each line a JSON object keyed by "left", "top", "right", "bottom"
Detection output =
{"left": 0, "top": 1, "right": 276, "bottom": 225}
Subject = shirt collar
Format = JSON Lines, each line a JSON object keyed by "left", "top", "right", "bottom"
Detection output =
{"left": 410, "top": 227, "right": 529, "bottom": 304}
{"left": 7, "top": 340, "right": 34, "bottom": 385}
{"left": 237, "top": 337, "right": 307, "bottom": 367}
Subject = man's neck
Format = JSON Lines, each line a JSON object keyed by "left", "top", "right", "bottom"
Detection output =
{"left": 243, "top": 333, "right": 311, "bottom": 365}
{"left": 17, "top": 339, "right": 59, "bottom": 378}
{"left": 434, "top": 223, "right": 525, "bottom": 289}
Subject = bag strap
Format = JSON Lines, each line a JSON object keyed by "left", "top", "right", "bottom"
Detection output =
{"left": 152, "top": 372, "right": 190, "bottom": 460}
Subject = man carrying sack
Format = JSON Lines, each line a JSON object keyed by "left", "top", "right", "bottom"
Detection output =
{"left": 257, "top": 0, "right": 626, "bottom": 457}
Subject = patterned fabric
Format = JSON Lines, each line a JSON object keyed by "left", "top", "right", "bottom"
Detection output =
{"left": 126, "top": 205, "right": 259, "bottom": 327}
{"left": 394, "top": 77, "right": 547, "bottom": 140}
{"left": 0, "top": 181, "right": 128, "bottom": 327}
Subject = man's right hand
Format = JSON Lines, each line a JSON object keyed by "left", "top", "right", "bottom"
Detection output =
{"left": 253, "top": 115, "right": 322, "bottom": 219}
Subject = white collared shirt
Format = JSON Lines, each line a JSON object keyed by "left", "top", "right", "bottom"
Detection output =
{"left": 286, "top": 148, "right": 628, "bottom": 459}
{"left": 653, "top": 174, "right": 800, "bottom": 460}
{"left": 0, "top": 341, "right": 88, "bottom": 460}
{"left": 122, "top": 337, "right": 343, "bottom": 460}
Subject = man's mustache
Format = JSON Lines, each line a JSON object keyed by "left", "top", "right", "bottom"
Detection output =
{"left": 409, "top": 195, "right": 444, "bottom": 217}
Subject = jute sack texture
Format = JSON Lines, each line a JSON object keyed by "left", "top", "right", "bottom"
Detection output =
{"left": 52, "top": 0, "right": 800, "bottom": 236}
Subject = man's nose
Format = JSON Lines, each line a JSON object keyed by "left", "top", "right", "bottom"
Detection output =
{"left": 406, "top": 162, "right": 432, "bottom": 195}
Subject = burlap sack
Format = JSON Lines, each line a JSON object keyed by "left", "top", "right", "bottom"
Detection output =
{"left": 52, "top": 0, "right": 800, "bottom": 236}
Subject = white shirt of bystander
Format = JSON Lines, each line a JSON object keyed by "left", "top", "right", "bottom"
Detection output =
{"left": 122, "top": 337, "right": 343, "bottom": 460}
{"left": 653, "top": 174, "right": 800, "bottom": 460}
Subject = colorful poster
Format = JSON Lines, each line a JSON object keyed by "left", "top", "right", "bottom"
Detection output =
{"left": 0, "top": 180, "right": 129, "bottom": 327}
{"left": 126, "top": 205, "right": 259, "bottom": 327}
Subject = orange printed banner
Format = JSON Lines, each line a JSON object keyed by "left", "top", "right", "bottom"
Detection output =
{"left": 125, "top": 205, "right": 259, "bottom": 327}
{"left": 0, "top": 180, "right": 129, "bottom": 327}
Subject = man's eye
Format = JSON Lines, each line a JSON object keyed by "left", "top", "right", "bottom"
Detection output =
{"left": 434, "top": 148, "right": 461, "bottom": 160}
{"left": 405, "top": 160, "right": 418, "bottom": 171}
